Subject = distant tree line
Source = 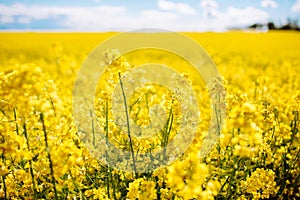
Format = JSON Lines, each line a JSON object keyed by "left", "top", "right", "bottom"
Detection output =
{"left": 248, "top": 20, "right": 300, "bottom": 31}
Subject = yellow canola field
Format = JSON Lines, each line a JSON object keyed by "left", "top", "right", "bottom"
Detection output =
{"left": 0, "top": 31, "right": 299, "bottom": 199}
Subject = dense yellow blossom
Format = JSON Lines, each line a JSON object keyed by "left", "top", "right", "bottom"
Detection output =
{"left": 240, "top": 168, "right": 278, "bottom": 199}
{"left": 0, "top": 31, "right": 299, "bottom": 199}
{"left": 127, "top": 178, "right": 157, "bottom": 200}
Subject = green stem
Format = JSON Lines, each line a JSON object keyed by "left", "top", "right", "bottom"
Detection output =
{"left": 1, "top": 144, "right": 7, "bottom": 199}
{"left": 104, "top": 102, "right": 117, "bottom": 200}
{"left": 162, "top": 109, "right": 173, "bottom": 160}
{"left": 218, "top": 176, "right": 230, "bottom": 198}
{"left": 13, "top": 107, "right": 19, "bottom": 135}
{"left": 277, "top": 148, "right": 300, "bottom": 195}
{"left": 90, "top": 110, "right": 96, "bottom": 148}
{"left": 23, "top": 123, "right": 37, "bottom": 199}
{"left": 1, "top": 175, "right": 7, "bottom": 199}
{"left": 85, "top": 173, "right": 98, "bottom": 188}
{"left": 104, "top": 102, "right": 110, "bottom": 198}
{"left": 69, "top": 170, "right": 86, "bottom": 200}
{"left": 109, "top": 167, "right": 117, "bottom": 200}
{"left": 214, "top": 102, "right": 221, "bottom": 136}
{"left": 165, "top": 109, "right": 173, "bottom": 147}
{"left": 40, "top": 113, "right": 58, "bottom": 200}
{"left": 118, "top": 73, "right": 137, "bottom": 176}
{"left": 49, "top": 96, "right": 56, "bottom": 117}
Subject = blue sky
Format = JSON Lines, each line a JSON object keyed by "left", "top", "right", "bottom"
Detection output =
{"left": 0, "top": 0, "right": 299, "bottom": 31}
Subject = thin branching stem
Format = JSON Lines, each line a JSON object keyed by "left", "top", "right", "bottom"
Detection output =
{"left": 23, "top": 123, "right": 38, "bottom": 199}
{"left": 40, "top": 113, "right": 58, "bottom": 200}
{"left": 90, "top": 110, "right": 96, "bottom": 148}
{"left": 13, "top": 107, "right": 19, "bottom": 135}
{"left": 118, "top": 72, "right": 137, "bottom": 176}
{"left": 104, "top": 102, "right": 117, "bottom": 200}
{"left": 1, "top": 175, "right": 7, "bottom": 199}
{"left": 69, "top": 170, "right": 86, "bottom": 200}
{"left": 162, "top": 109, "right": 173, "bottom": 160}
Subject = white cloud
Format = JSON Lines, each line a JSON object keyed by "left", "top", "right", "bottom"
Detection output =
{"left": 18, "top": 17, "right": 31, "bottom": 24}
{"left": 59, "top": 6, "right": 127, "bottom": 29}
{"left": 198, "top": 6, "right": 269, "bottom": 31}
{"left": 0, "top": 3, "right": 128, "bottom": 30}
{"left": 200, "top": 0, "right": 218, "bottom": 18}
{"left": 223, "top": 7, "right": 269, "bottom": 27}
{"left": 0, "top": 2, "right": 194, "bottom": 31}
{"left": 158, "top": 0, "right": 196, "bottom": 15}
{"left": 292, "top": 0, "right": 300, "bottom": 12}
{"left": 0, "top": 3, "right": 269, "bottom": 32}
{"left": 261, "top": 0, "right": 277, "bottom": 8}
{"left": 0, "top": 15, "right": 14, "bottom": 24}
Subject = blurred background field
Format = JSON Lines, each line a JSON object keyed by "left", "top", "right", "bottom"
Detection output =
{"left": 1, "top": 31, "right": 299, "bottom": 90}
{"left": 1, "top": 31, "right": 300, "bottom": 62}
